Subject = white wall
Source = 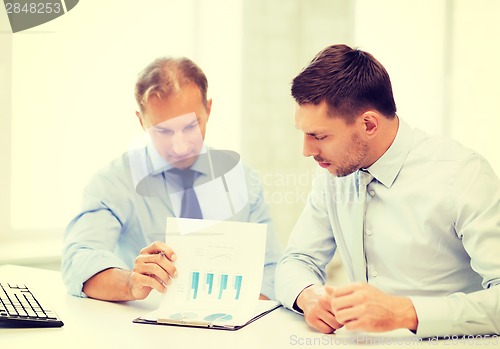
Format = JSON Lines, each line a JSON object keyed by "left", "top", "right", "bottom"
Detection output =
{"left": 5, "top": 0, "right": 243, "bottom": 232}
{"left": 354, "top": 0, "right": 499, "bottom": 173}
{"left": 354, "top": 0, "right": 448, "bottom": 135}
{"left": 450, "top": 0, "right": 500, "bottom": 173}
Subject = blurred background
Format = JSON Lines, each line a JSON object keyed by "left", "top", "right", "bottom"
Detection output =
{"left": 1, "top": 0, "right": 499, "bottom": 272}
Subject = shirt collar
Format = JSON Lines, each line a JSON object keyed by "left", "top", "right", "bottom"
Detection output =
{"left": 365, "top": 117, "right": 413, "bottom": 188}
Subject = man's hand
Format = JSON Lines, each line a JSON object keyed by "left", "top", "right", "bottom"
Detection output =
{"left": 129, "top": 241, "right": 178, "bottom": 300}
{"left": 330, "top": 283, "right": 418, "bottom": 332}
{"left": 296, "top": 284, "right": 344, "bottom": 334}
{"left": 83, "top": 241, "right": 178, "bottom": 301}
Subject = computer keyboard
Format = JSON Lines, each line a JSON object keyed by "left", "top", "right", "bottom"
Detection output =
{"left": 0, "top": 282, "right": 64, "bottom": 328}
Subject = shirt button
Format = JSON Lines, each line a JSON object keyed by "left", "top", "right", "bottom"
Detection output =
{"left": 372, "top": 271, "right": 378, "bottom": 277}
{"left": 366, "top": 230, "right": 372, "bottom": 236}
{"left": 369, "top": 190, "right": 375, "bottom": 196}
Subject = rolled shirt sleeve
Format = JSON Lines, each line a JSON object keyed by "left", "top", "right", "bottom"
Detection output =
{"left": 275, "top": 170, "right": 336, "bottom": 309}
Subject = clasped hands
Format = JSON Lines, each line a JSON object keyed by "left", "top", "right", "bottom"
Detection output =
{"left": 296, "top": 283, "right": 418, "bottom": 334}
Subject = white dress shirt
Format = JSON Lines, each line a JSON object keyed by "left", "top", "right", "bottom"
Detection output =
{"left": 275, "top": 119, "right": 500, "bottom": 337}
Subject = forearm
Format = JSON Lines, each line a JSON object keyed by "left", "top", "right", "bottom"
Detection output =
{"left": 393, "top": 295, "right": 418, "bottom": 331}
{"left": 62, "top": 206, "right": 128, "bottom": 297}
{"left": 83, "top": 268, "right": 134, "bottom": 301}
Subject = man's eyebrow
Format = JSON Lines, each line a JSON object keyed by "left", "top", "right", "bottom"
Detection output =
{"left": 295, "top": 124, "right": 320, "bottom": 135}
{"left": 153, "top": 125, "right": 170, "bottom": 130}
{"left": 305, "top": 131, "right": 327, "bottom": 137}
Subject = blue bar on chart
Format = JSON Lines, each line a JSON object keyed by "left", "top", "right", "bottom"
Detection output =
{"left": 206, "top": 273, "right": 214, "bottom": 295}
{"left": 218, "top": 274, "right": 228, "bottom": 300}
{"left": 234, "top": 275, "right": 242, "bottom": 300}
{"left": 191, "top": 271, "right": 200, "bottom": 299}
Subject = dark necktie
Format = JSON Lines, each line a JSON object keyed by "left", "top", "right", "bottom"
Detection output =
{"left": 169, "top": 168, "right": 203, "bottom": 219}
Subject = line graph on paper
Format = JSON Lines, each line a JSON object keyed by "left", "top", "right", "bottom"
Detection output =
{"left": 208, "top": 253, "right": 233, "bottom": 263}
{"left": 192, "top": 245, "right": 238, "bottom": 266}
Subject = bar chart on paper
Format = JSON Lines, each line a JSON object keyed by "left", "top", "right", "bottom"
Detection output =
{"left": 189, "top": 272, "right": 243, "bottom": 301}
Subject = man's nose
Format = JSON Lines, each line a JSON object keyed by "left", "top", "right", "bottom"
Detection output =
{"left": 303, "top": 135, "right": 319, "bottom": 158}
{"left": 171, "top": 132, "right": 190, "bottom": 155}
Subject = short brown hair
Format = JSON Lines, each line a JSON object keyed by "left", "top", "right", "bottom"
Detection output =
{"left": 135, "top": 57, "right": 208, "bottom": 112}
{"left": 291, "top": 44, "right": 396, "bottom": 123}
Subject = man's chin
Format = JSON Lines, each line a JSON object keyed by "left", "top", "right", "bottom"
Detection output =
{"left": 169, "top": 155, "right": 198, "bottom": 169}
{"left": 329, "top": 167, "right": 356, "bottom": 178}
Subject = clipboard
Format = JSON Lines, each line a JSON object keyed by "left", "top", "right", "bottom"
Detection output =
{"left": 133, "top": 300, "right": 281, "bottom": 331}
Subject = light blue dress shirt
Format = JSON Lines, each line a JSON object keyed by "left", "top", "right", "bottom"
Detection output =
{"left": 62, "top": 146, "right": 281, "bottom": 299}
{"left": 275, "top": 119, "right": 500, "bottom": 337}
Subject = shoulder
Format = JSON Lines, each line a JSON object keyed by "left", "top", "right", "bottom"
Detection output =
{"left": 410, "top": 129, "right": 476, "bottom": 166}
{"left": 206, "top": 148, "right": 263, "bottom": 185}
{"left": 406, "top": 129, "right": 498, "bottom": 192}
{"left": 86, "top": 151, "right": 136, "bottom": 194}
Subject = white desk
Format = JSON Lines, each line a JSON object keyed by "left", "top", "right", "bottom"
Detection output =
{"left": 1, "top": 265, "right": 497, "bottom": 349}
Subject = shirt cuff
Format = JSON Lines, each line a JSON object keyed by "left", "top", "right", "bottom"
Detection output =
{"left": 260, "top": 264, "right": 276, "bottom": 300}
{"left": 410, "top": 296, "right": 454, "bottom": 338}
{"left": 275, "top": 260, "right": 324, "bottom": 311}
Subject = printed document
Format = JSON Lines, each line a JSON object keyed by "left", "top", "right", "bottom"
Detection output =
{"left": 135, "top": 218, "right": 280, "bottom": 330}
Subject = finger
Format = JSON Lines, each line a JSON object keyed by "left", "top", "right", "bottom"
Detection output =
{"left": 305, "top": 302, "right": 343, "bottom": 333}
{"left": 134, "top": 260, "right": 170, "bottom": 281}
{"left": 307, "top": 316, "right": 337, "bottom": 334}
{"left": 307, "top": 311, "right": 344, "bottom": 334}
{"left": 134, "top": 256, "right": 177, "bottom": 285}
{"left": 153, "top": 252, "right": 178, "bottom": 278}
{"left": 134, "top": 254, "right": 177, "bottom": 282}
{"left": 332, "top": 284, "right": 357, "bottom": 297}
{"left": 325, "top": 286, "right": 335, "bottom": 298}
{"left": 321, "top": 313, "right": 343, "bottom": 331}
{"left": 343, "top": 318, "right": 365, "bottom": 331}
{"left": 136, "top": 251, "right": 178, "bottom": 276}
{"left": 334, "top": 306, "right": 360, "bottom": 325}
{"left": 130, "top": 271, "right": 166, "bottom": 294}
{"left": 331, "top": 293, "right": 359, "bottom": 312}
{"left": 140, "top": 241, "right": 177, "bottom": 261}
{"left": 158, "top": 254, "right": 177, "bottom": 278}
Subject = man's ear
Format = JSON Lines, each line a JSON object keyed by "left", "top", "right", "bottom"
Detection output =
{"left": 205, "top": 98, "right": 213, "bottom": 121}
{"left": 136, "top": 111, "right": 145, "bottom": 130}
{"left": 362, "top": 111, "right": 380, "bottom": 136}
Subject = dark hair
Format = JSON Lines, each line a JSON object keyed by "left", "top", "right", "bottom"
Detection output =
{"left": 135, "top": 57, "right": 208, "bottom": 112}
{"left": 291, "top": 44, "right": 396, "bottom": 123}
